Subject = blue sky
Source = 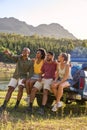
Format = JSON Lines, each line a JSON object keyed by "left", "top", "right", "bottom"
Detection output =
{"left": 0, "top": 0, "right": 87, "bottom": 39}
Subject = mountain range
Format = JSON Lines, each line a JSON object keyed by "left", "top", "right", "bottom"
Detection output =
{"left": 0, "top": 17, "right": 76, "bottom": 39}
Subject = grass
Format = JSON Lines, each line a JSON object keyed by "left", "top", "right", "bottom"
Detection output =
{"left": 0, "top": 91, "right": 87, "bottom": 130}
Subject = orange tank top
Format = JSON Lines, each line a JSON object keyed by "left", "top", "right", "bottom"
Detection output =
{"left": 34, "top": 60, "right": 44, "bottom": 74}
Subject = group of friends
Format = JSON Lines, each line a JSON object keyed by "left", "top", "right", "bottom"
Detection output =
{"left": 0, "top": 47, "right": 73, "bottom": 115}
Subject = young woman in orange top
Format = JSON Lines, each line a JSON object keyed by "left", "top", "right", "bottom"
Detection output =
{"left": 25, "top": 48, "right": 46, "bottom": 104}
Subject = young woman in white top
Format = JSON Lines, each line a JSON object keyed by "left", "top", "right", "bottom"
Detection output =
{"left": 51, "top": 53, "right": 72, "bottom": 112}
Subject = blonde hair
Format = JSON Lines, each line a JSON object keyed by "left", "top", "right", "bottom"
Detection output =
{"left": 67, "top": 54, "right": 71, "bottom": 64}
{"left": 61, "top": 53, "right": 68, "bottom": 61}
{"left": 61, "top": 53, "right": 71, "bottom": 64}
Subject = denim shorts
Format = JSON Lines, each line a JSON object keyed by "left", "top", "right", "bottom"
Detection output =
{"left": 31, "top": 74, "right": 41, "bottom": 80}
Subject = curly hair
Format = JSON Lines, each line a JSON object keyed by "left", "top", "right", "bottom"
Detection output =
{"left": 37, "top": 48, "right": 46, "bottom": 59}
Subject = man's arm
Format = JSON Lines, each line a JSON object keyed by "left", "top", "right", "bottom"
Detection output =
{"left": 4, "top": 49, "right": 18, "bottom": 62}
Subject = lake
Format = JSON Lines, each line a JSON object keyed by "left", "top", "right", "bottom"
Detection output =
{"left": 0, "top": 81, "right": 9, "bottom": 90}
{"left": 0, "top": 72, "right": 13, "bottom": 90}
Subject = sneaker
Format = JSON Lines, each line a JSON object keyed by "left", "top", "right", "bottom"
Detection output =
{"left": 51, "top": 102, "right": 62, "bottom": 112}
{"left": 51, "top": 104, "right": 57, "bottom": 112}
{"left": 24, "top": 96, "right": 30, "bottom": 104}
{"left": 38, "top": 108, "right": 45, "bottom": 115}
{"left": 57, "top": 102, "right": 62, "bottom": 108}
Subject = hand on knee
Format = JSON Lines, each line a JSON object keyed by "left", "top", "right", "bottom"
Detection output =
{"left": 51, "top": 83, "right": 57, "bottom": 90}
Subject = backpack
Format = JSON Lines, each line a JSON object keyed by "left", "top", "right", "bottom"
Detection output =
{"left": 71, "top": 65, "right": 81, "bottom": 77}
{"left": 71, "top": 69, "right": 81, "bottom": 89}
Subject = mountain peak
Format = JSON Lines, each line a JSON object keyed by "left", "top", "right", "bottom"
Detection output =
{"left": 0, "top": 17, "right": 76, "bottom": 39}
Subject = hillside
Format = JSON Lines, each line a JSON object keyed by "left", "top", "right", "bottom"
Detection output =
{"left": 0, "top": 17, "right": 76, "bottom": 39}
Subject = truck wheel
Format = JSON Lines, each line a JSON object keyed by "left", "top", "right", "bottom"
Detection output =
{"left": 36, "top": 94, "right": 55, "bottom": 107}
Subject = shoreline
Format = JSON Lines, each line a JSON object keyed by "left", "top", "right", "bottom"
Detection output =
{"left": 0, "top": 62, "right": 15, "bottom": 73}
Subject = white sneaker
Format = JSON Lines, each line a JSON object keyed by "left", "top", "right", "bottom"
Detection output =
{"left": 24, "top": 96, "right": 30, "bottom": 104}
{"left": 57, "top": 102, "right": 62, "bottom": 108}
{"left": 51, "top": 104, "right": 57, "bottom": 112}
{"left": 51, "top": 102, "right": 62, "bottom": 112}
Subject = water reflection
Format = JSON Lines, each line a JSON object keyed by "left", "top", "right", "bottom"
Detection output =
{"left": 0, "top": 81, "right": 9, "bottom": 90}
{"left": 0, "top": 72, "right": 13, "bottom": 90}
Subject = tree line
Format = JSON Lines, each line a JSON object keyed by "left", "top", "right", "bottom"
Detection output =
{"left": 0, "top": 33, "right": 87, "bottom": 63}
